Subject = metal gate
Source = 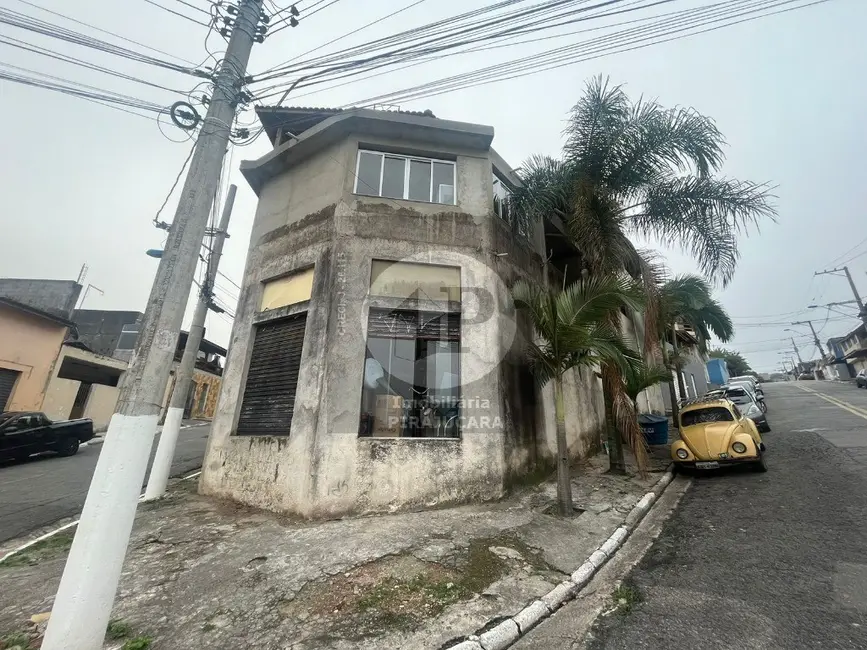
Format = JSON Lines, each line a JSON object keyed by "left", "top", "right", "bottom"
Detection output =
{"left": 0, "top": 368, "right": 20, "bottom": 411}
{"left": 236, "top": 313, "right": 307, "bottom": 436}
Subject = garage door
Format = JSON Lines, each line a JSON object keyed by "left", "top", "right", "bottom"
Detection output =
{"left": 0, "top": 368, "right": 20, "bottom": 411}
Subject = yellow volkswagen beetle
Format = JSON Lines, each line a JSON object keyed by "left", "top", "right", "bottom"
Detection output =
{"left": 671, "top": 398, "right": 767, "bottom": 472}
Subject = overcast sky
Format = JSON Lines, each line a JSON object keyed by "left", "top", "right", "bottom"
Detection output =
{"left": 1, "top": 0, "right": 864, "bottom": 373}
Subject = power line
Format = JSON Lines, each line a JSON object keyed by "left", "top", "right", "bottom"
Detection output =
{"left": 0, "top": 6, "right": 207, "bottom": 77}
{"left": 141, "top": 0, "right": 211, "bottom": 26}
{"left": 340, "top": 0, "right": 830, "bottom": 109}
{"left": 166, "top": 0, "right": 214, "bottom": 16}
{"left": 0, "top": 34, "right": 189, "bottom": 96}
{"left": 11, "top": 0, "right": 198, "bottom": 65}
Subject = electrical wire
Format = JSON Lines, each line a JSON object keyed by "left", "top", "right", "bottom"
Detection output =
{"left": 11, "top": 0, "right": 198, "bottom": 65}
{"left": 341, "top": 0, "right": 830, "bottom": 108}
{"left": 167, "top": 0, "right": 214, "bottom": 16}
{"left": 0, "top": 35, "right": 190, "bottom": 96}
{"left": 0, "top": 6, "right": 207, "bottom": 77}
{"left": 153, "top": 143, "right": 198, "bottom": 228}
{"left": 141, "top": 0, "right": 211, "bottom": 26}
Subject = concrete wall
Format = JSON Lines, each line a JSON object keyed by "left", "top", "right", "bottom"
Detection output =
{"left": 201, "top": 127, "right": 564, "bottom": 518}
{"left": 0, "top": 303, "right": 68, "bottom": 411}
{"left": 0, "top": 278, "right": 82, "bottom": 319}
{"left": 662, "top": 345, "right": 710, "bottom": 409}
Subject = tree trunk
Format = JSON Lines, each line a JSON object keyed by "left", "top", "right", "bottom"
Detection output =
{"left": 661, "top": 340, "right": 680, "bottom": 428}
{"left": 602, "top": 363, "right": 626, "bottom": 474}
{"left": 553, "top": 376, "right": 574, "bottom": 517}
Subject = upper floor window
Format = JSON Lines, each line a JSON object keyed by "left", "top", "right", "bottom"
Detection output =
{"left": 492, "top": 176, "right": 511, "bottom": 221}
{"left": 355, "top": 150, "right": 455, "bottom": 205}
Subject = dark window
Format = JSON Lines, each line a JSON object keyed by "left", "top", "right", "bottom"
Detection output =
{"left": 359, "top": 308, "right": 460, "bottom": 438}
{"left": 681, "top": 407, "right": 734, "bottom": 427}
{"left": 236, "top": 314, "right": 307, "bottom": 436}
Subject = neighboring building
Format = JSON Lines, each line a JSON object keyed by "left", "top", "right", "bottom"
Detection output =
{"left": 200, "top": 106, "right": 662, "bottom": 519}
{"left": 73, "top": 309, "right": 227, "bottom": 420}
{"left": 839, "top": 324, "right": 867, "bottom": 374}
{"left": 820, "top": 335, "right": 852, "bottom": 380}
{"left": 72, "top": 309, "right": 143, "bottom": 357}
{"left": 0, "top": 277, "right": 81, "bottom": 319}
{"left": 706, "top": 357, "right": 730, "bottom": 387}
{"left": 0, "top": 297, "right": 124, "bottom": 429}
{"left": 661, "top": 325, "right": 710, "bottom": 413}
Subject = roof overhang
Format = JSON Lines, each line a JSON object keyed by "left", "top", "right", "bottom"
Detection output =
{"left": 241, "top": 108, "right": 495, "bottom": 195}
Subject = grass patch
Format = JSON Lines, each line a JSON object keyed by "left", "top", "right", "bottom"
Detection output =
{"left": 357, "top": 573, "right": 467, "bottom": 624}
{"left": 612, "top": 583, "right": 642, "bottom": 614}
{"left": 0, "top": 532, "right": 74, "bottom": 568}
{"left": 121, "top": 637, "right": 152, "bottom": 650}
{"left": 107, "top": 619, "right": 132, "bottom": 639}
{"left": 0, "top": 632, "right": 32, "bottom": 649}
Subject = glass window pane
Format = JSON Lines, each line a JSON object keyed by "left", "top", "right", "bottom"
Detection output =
{"left": 381, "top": 156, "right": 406, "bottom": 199}
{"left": 432, "top": 162, "right": 455, "bottom": 204}
{"left": 408, "top": 159, "right": 432, "bottom": 201}
{"left": 356, "top": 151, "right": 382, "bottom": 196}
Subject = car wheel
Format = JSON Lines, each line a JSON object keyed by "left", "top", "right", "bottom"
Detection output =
{"left": 56, "top": 437, "right": 80, "bottom": 457}
{"left": 761, "top": 422, "right": 771, "bottom": 433}
{"left": 753, "top": 450, "right": 768, "bottom": 473}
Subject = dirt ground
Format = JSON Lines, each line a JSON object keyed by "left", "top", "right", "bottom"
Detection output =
{"left": 0, "top": 449, "right": 670, "bottom": 650}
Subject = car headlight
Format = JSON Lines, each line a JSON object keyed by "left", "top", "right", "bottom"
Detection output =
{"left": 746, "top": 404, "right": 761, "bottom": 416}
{"left": 676, "top": 448, "right": 689, "bottom": 459}
{"left": 732, "top": 441, "right": 747, "bottom": 453}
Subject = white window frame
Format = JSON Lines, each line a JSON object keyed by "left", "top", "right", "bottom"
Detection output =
{"left": 354, "top": 149, "right": 456, "bottom": 205}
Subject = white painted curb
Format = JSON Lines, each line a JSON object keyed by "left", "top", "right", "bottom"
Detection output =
{"left": 444, "top": 465, "right": 679, "bottom": 650}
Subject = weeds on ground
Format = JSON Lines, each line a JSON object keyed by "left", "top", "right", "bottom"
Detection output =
{"left": 121, "top": 636, "right": 152, "bottom": 650}
{"left": 107, "top": 619, "right": 132, "bottom": 639}
{"left": 0, "top": 632, "right": 32, "bottom": 649}
{"left": 0, "top": 532, "right": 74, "bottom": 568}
{"left": 612, "top": 583, "right": 642, "bottom": 615}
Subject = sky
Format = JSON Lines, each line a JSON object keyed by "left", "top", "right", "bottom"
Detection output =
{"left": 1, "top": 0, "right": 865, "bottom": 374}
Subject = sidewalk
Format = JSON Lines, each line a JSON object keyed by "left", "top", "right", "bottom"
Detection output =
{"left": 0, "top": 447, "right": 672, "bottom": 650}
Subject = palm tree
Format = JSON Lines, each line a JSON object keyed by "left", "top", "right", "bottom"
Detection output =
{"left": 513, "top": 274, "right": 642, "bottom": 516}
{"left": 511, "top": 75, "right": 775, "bottom": 470}
{"left": 623, "top": 359, "right": 671, "bottom": 411}
{"left": 659, "top": 275, "right": 734, "bottom": 414}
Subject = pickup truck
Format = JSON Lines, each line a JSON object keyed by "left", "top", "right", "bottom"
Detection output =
{"left": 0, "top": 412, "right": 94, "bottom": 462}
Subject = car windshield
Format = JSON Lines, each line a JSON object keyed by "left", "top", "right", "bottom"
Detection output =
{"left": 725, "top": 390, "right": 752, "bottom": 405}
{"left": 681, "top": 407, "right": 734, "bottom": 426}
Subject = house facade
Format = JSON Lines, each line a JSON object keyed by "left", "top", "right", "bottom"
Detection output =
{"left": 839, "top": 324, "right": 867, "bottom": 374}
{"left": 200, "top": 107, "right": 660, "bottom": 519}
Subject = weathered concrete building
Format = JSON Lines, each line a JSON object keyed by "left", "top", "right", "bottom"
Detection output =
{"left": 200, "top": 107, "right": 655, "bottom": 518}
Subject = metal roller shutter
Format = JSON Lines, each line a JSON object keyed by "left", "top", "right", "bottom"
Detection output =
{"left": 236, "top": 313, "right": 307, "bottom": 436}
{"left": 367, "top": 309, "right": 460, "bottom": 341}
{"left": 0, "top": 368, "right": 19, "bottom": 411}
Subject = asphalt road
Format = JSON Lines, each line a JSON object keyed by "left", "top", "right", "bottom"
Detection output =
{"left": 0, "top": 423, "right": 211, "bottom": 544}
{"left": 581, "top": 380, "right": 867, "bottom": 650}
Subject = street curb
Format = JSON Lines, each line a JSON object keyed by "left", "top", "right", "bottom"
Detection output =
{"left": 442, "top": 465, "right": 679, "bottom": 650}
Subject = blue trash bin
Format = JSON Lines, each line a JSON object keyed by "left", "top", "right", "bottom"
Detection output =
{"left": 638, "top": 414, "right": 669, "bottom": 445}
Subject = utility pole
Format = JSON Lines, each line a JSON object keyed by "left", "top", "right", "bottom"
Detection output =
{"left": 790, "top": 337, "right": 803, "bottom": 363}
{"left": 144, "top": 184, "right": 236, "bottom": 501}
{"left": 815, "top": 266, "right": 867, "bottom": 326}
{"left": 791, "top": 320, "right": 826, "bottom": 357}
{"left": 42, "top": 3, "right": 264, "bottom": 648}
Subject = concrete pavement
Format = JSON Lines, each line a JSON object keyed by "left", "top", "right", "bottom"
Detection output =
{"left": 0, "top": 423, "right": 211, "bottom": 543}
{"left": 519, "top": 381, "right": 867, "bottom": 649}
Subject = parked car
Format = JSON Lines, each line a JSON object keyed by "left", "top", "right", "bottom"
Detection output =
{"left": 728, "top": 379, "right": 766, "bottom": 411}
{"left": 720, "top": 385, "right": 770, "bottom": 432}
{"left": 731, "top": 375, "right": 763, "bottom": 397}
{"left": 672, "top": 398, "right": 767, "bottom": 472}
{"left": 798, "top": 372, "right": 815, "bottom": 380}
{"left": 0, "top": 412, "right": 93, "bottom": 462}
{"left": 856, "top": 370, "right": 867, "bottom": 388}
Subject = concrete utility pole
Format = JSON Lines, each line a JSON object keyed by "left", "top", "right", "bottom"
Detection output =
{"left": 790, "top": 337, "right": 804, "bottom": 363}
{"left": 42, "top": 2, "right": 263, "bottom": 647}
{"left": 815, "top": 266, "right": 867, "bottom": 326}
{"left": 791, "top": 320, "right": 826, "bottom": 357}
{"left": 144, "top": 184, "right": 236, "bottom": 502}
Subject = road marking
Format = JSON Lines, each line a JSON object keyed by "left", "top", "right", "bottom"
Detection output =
{"left": 795, "top": 384, "right": 867, "bottom": 420}
{"left": 0, "top": 466, "right": 203, "bottom": 565}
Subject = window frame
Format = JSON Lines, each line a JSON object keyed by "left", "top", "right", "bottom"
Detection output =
{"left": 353, "top": 149, "right": 456, "bottom": 206}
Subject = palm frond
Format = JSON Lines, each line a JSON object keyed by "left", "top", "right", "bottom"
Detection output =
{"left": 623, "top": 359, "right": 671, "bottom": 404}
{"left": 631, "top": 176, "right": 776, "bottom": 285}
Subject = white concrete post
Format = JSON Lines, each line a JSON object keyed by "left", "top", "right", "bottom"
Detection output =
{"left": 145, "top": 184, "right": 236, "bottom": 501}
{"left": 41, "top": 3, "right": 262, "bottom": 647}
